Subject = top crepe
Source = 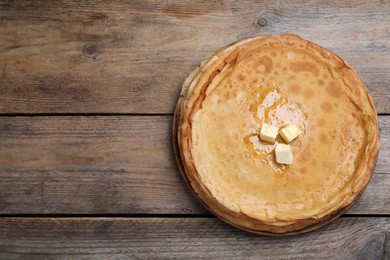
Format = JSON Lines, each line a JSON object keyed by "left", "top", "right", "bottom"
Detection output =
{"left": 176, "top": 34, "right": 379, "bottom": 234}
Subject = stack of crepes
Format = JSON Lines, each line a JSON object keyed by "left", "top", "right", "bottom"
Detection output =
{"left": 174, "top": 34, "right": 379, "bottom": 234}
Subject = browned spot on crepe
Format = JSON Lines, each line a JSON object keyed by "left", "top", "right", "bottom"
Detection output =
{"left": 290, "top": 62, "right": 320, "bottom": 76}
{"left": 320, "top": 101, "right": 332, "bottom": 113}
{"left": 317, "top": 118, "right": 326, "bottom": 127}
{"left": 326, "top": 82, "right": 342, "bottom": 97}
{"left": 288, "top": 84, "right": 301, "bottom": 94}
{"left": 319, "top": 133, "right": 329, "bottom": 144}
{"left": 237, "top": 74, "right": 246, "bottom": 82}
{"left": 253, "top": 56, "right": 273, "bottom": 73}
{"left": 304, "top": 89, "right": 315, "bottom": 99}
{"left": 318, "top": 79, "right": 325, "bottom": 86}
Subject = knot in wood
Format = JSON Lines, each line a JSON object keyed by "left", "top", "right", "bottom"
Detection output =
{"left": 83, "top": 44, "right": 98, "bottom": 55}
{"left": 257, "top": 18, "right": 268, "bottom": 27}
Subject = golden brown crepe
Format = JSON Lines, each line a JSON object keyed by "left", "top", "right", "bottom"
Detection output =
{"left": 175, "top": 34, "right": 379, "bottom": 234}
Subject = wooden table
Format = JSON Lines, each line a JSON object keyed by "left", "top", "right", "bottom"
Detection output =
{"left": 0, "top": 1, "right": 389, "bottom": 258}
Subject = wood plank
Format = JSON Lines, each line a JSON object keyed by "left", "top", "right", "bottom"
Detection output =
{"left": 0, "top": 217, "right": 389, "bottom": 259}
{"left": 0, "top": 115, "right": 206, "bottom": 214}
{"left": 0, "top": 0, "right": 389, "bottom": 114}
{"left": 0, "top": 115, "right": 388, "bottom": 215}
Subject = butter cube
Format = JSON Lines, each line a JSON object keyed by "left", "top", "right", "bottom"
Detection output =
{"left": 275, "top": 144, "right": 293, "bottom": 165}
{"left": 279, "top": 124, "right": 302, "bottom": 143}
{"left": 260, "top": 123, "right": 279, "bottom": 143}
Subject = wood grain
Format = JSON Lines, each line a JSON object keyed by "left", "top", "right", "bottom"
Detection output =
{"left": 0, "top": 217, "right": 388, "bottom": 259}
{"left": 0, "top": 115, "right": 388, "bottom": 214}
{"left": 0, "top": 0, "right": 389, "bottom": 114}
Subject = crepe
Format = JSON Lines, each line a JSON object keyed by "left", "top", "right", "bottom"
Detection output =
{"left": 175, "top": 34, "right": 379, "bottom": 234}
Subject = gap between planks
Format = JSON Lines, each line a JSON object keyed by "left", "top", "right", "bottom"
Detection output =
{"left": 0, "top": 113, "right": 388, "bottom": 117}
{"left": 0, "top": 113, "right": 172, "bottom": 117}
{"left": 0, "top": 214, "right": 388, "bottom": 218}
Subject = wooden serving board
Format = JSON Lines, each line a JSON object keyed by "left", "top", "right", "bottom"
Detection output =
{"left": 172, "top": 69, "right": 373, "bottom": 236}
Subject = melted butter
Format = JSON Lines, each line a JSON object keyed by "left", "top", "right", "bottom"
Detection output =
{"left": 243, "top": 133, "right": 275, "bottom": 156}
{"left": 244, "top": 83, "right": 308, "bottom": 174}
{"left": 243, "top": 133, "right": 290, "bottom": 175}
{"left": 250, "top": 85, "right": 307, "bottom": 129}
